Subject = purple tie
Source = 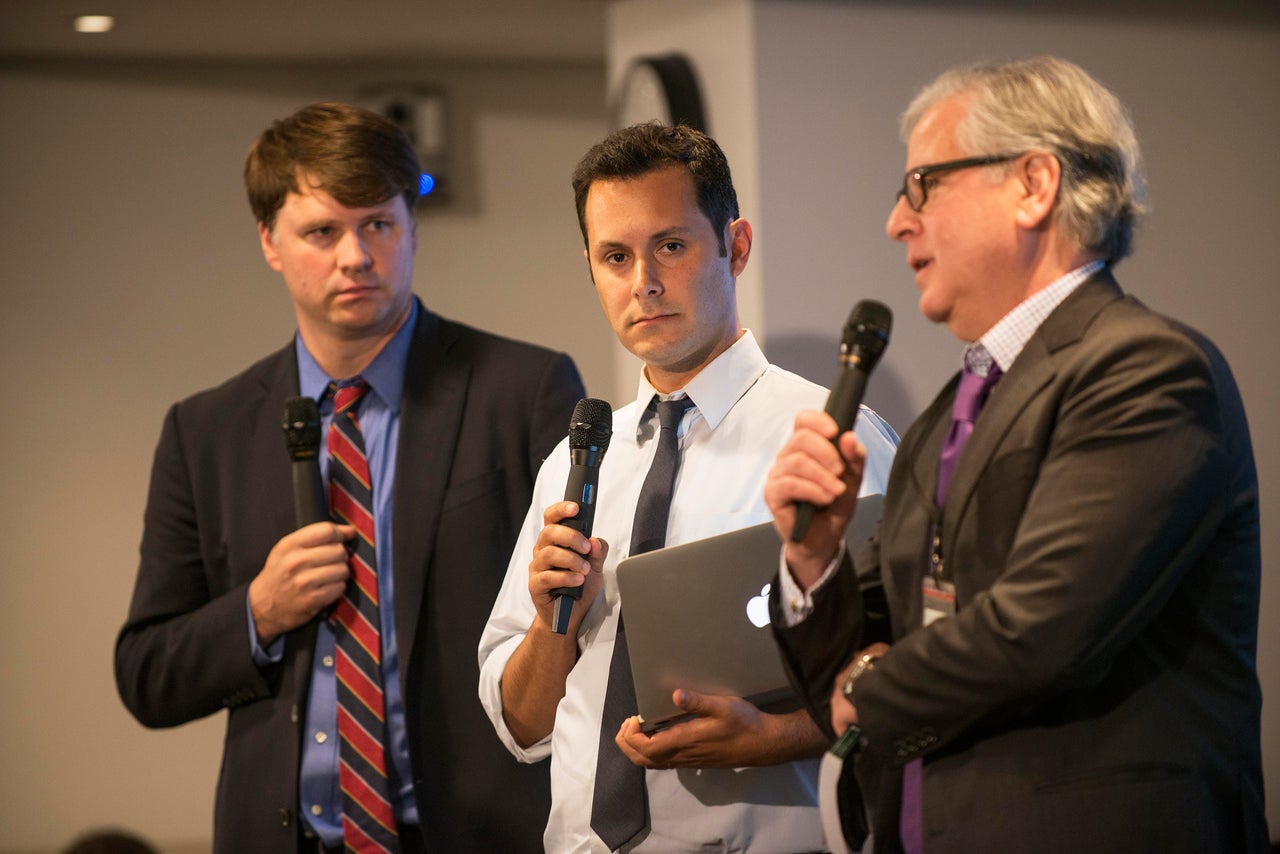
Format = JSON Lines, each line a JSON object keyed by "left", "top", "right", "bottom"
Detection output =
{"left": 901, "top": 361, "right": 1002, "bottom": 854}
{"left": 935, "top": 362, "right": 1002, "bottom": 506}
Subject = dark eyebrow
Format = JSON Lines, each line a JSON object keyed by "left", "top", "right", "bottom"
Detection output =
{"left": 652, "top": 226, "right": 694, "bottom": 241}
{"left": 591, "top": 225, "right": 696, "bottom": 257}
{"left": 592, "top": 240, "right": 630, "bottom": 256}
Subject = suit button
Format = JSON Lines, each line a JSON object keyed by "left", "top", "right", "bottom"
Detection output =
{"left": 279, "top": 807, "right": 293, "bottom": 827}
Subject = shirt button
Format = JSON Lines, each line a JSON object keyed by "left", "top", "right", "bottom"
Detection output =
{"left": 310, "top": 804, "right": 323, "bottom": 817}
{"left": 315, "top": 731, "right": 328, "bottom": 744}
{"left": 323, "top": 655, "right": 334, "bottom": 668}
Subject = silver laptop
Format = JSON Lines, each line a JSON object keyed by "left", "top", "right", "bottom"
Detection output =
{"left": 616, "top": 494, "right": 885, "bottom": 733}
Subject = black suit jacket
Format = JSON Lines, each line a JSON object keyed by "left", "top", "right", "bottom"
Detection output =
{"left": 116, "top": 302, "right": 584, "bottom": 853}
{"left": 774, "top": 274, "right": 1268, "bottom": 852}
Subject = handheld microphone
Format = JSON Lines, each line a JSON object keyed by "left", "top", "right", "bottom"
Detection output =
{"left": 551, "top": 398, "right": 613, "bottom": 634}
{"left": 282, "top": 397, "right": 329, "bottom": 528}
{"left": 790, "top": 300, "right": 892, "bottom": 543}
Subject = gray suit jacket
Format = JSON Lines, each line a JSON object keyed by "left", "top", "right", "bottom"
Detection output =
{"left": 774, "top": 274, "right": 1268, "bottom": 853}
{"left": 116, "top": 301, "right": 584, "bottom": 853}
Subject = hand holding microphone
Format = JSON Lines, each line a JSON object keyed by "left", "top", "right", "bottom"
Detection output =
{"left": 550, "top": 398, "right": 613, "bottom": 634}
{"left": 249, "top": 397, "right": 349, "bottom": 643}
{"left": 283, "top": 396, "right": 328, "bottom": 527}
{"left": 790, "top": 300, "right": 892, "bottom": 543}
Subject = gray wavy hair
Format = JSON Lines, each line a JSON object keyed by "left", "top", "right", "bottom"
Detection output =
{"left": 902, "top": 56, "right": 1147, "bottom": 264}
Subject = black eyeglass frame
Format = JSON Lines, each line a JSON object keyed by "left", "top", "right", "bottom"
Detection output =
{"left": 897, "top": 153, "right": 1022, "bottom": 212}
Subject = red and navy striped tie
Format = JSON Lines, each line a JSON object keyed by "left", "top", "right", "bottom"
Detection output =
{"left": 328, "top": 379, "right": 400, "bottom": 853}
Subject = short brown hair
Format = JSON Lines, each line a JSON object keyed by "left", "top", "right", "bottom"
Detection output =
{"left": 244, "top": 102, "right": 420, "bottom": 232}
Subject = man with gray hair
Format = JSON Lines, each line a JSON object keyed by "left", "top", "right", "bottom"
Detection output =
{"left": 766, "top": 56, "right": 1267, "bottom": 851}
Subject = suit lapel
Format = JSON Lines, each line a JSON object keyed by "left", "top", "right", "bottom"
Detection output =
{"left": 908, "top": 373, "right": 959, "bottom": 507}
{"left": 391, "top": 306, "right": 469, "bottom": 689}
{"left": 940, "top": 273, "right": 1124, "bottom": 541}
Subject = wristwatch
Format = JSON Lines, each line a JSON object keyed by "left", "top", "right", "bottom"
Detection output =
{"left": 841, "top": 652, "right": 881, "bottom": 701}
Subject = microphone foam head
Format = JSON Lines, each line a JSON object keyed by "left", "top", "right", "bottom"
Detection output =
{"left": 282, "top": 396, "right": 322, "bottom": 461}
{"left": 568, "top": 397, "right": 613, "bottom": 453}
{"left": 842, "top": 300, "right": 893, "bottom": 369}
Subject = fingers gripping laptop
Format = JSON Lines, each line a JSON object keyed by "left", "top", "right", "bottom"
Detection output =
{"left": 616, "top": 494, "right": 884, "bottom": 732}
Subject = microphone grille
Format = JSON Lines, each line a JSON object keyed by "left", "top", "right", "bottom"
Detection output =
{"left": 282, "top": 396, "right": 322, "bottom": 461}
{"left": 568, "top": 397, "right": 613, "bottom": 452}
{"left": 842, "top": 299, "right": 893, "bottom": 368}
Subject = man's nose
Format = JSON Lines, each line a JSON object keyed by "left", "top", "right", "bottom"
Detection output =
{"left": 631, "top": 257, "right": 663, "bottom": 298}
{"left": 885, "top": 193, "right": 917, "bottom": 241}
{"left": 338, "top": 230, "right": 373, "bottom": 271}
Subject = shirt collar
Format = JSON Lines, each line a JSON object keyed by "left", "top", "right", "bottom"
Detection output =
{"left": 623, "top": 329, "right": 768, "bottom": 438}
{"left": 295, "top": 299, "right": 418, "bottom": 411}
{"left": 968, "top": 259, "right": 1105, "bottom": 373}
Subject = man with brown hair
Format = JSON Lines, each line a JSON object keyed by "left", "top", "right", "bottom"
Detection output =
{"left": 479, "top": 122, "right": 898, "bottom": 852}
{"left": 116, "top": 102, "right": 584, "bottom": 853}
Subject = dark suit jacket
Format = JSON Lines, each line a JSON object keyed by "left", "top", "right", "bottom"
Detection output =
{"left": 774, "top": 274, "right": 1268, "bottom": 853}
{"left": 116, "top": 302, "right": 584, "bottom": 853}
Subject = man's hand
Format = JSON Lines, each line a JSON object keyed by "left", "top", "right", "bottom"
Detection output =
{"left": 527, "top": 501, "right": 608, "bottom": 636}
{"left": 615, "top": 689, "right": 827, "bottom": 769}
{"left": 765, "top": 409, "right": 866, "bottom": 590}
{"left": 500, "top": 501, "right": 609, "bottom": 749}
{"left": 248, "top": 521, "right": 355, "bottom": 645}
{"left": 829, "top": 642, "right": 891, "bottom": 735}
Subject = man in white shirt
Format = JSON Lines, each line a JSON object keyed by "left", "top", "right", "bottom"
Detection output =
{"left": 478, "top": 123, "right": 899, "bottom": 852}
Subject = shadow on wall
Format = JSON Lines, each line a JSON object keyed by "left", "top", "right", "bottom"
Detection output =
{"left": 767, "top": 331, "right": 916, "bottom": 438}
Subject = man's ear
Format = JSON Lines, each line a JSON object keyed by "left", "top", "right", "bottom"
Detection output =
{"left": 726, "top": 218, "right": 753, "bottom": 277}
{"left": 1014, "top": 152, "right": 1061, "bottom": 231}
{"left": 258, "top": 222, "right": 284, "bottom": 272}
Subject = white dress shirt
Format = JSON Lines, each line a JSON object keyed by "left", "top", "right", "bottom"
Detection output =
{"left": 479, "top": 331, "right": 899, "bottom": 853}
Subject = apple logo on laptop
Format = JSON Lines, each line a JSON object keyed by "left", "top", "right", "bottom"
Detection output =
{"left": 746, "top": 583, "right": 771, "bottom": 628}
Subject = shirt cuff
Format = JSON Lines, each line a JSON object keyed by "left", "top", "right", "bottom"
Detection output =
{"left": 246, "top": 592, "right": 285, "bottom": 666}
{"left": 777, "top": 539, "right": 847, "bottom": 627}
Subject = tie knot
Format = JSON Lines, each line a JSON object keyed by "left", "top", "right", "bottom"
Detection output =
{"left": 655, "top": 395, "right": 694, "bottom": 432}
{"left": 331, "top": 378, "right": 370, "bottom": 415}
{"left": 952, "top": 364, "right": 1001, "bottom": 423}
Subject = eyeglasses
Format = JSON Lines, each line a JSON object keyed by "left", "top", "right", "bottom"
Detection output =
{"left": 897, "top": 153, "right": 1021, "bottom": 212}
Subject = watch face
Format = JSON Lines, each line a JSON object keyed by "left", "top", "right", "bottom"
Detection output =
{"left": 610, "top": 54, "right": 707, "bottom": 131}
{"left": 842, "top": 654, "right": 878, "bottom": 700}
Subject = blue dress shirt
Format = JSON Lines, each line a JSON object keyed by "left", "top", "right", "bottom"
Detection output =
{"left": 250, "top": 301, "right": 420, "bottom": 843}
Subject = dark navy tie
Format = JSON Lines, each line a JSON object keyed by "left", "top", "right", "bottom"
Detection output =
{"left": 590, "top": 395, "right": 694, "bottom": 851}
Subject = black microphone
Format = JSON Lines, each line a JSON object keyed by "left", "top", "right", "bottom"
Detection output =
{"left": 790, "top": 300, "right": 892, "bottom": 543}
{"left": 283, "top": 396, "right": 329, "bottom": 528}
{"left": 551, "top": 398, "right": 613, "bottom": 634}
